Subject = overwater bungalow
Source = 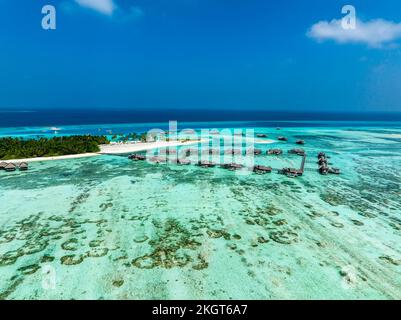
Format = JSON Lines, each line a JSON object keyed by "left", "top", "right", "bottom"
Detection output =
{"left": 128, "top": 154, "right": 146, "bottom": 161}
{"left": 0, "top": 161, "right": 7, "bottom": 170}
{"left": 328, "top": 167, "right": 341, "bottom": 175}
{"left": 267, "top": 149, "right": 283, "bottom": 155}
{"left": 288, "top": 148, "right": 306, "bottom": 156}
{"left": 202, "top": 148, "right": 220, "bottom": 155}
{"left": 224, "top": 149, "right": 241, "bottom": 155}
{"left": 319, "top": 165, "right": 329, "bottom": 175}
{"left": 178, "top": 159, "right": 191, "bottom": 165}
{"left": 197, "top": 160, "right": 216, "bottom": 168}
{"left": 246, "top": 148, "right": 262, "bottom": 155}
{"left": 19, "top": 162, "right": 29, "bottom": 171}
{"left": 4, "top": 163, "right": 17, "bottom": 172}
{"left": 256, "top": 133, "right": 268, "bottom": 138}
{"left": 296, "top": 140, "right": 305, "bottom": 145}
{"left": 149, "top": 156, "right": 167, "bottom": 164}
{"left": 171, "top": 158, "right": 191, "bottom": 165}
{"left": 159, "top": 149, "right": 177, "bottom": 155}
{"left": 253, "top": 165, "right": 272, "bottom": 174}
{"left": 221, "top": 163, "right": 243, "bottom": 171}
{"left": 183, "top": 148, "right": 198, "bottom": 156}
{"left": 278, "top": 136, "right": 288, "bottom": 141}
{"left": 279, "top": 167, "right": 303, "bottom": 177}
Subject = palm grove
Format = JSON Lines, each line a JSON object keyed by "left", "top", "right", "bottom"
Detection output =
{"left": 0, "top": 136, "right": 109, "bottom": 160}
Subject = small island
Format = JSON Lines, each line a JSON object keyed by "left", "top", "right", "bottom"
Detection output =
{"left": 0, "top": 134, "right": 203, "bottom": 163}
{"left": 0, "top": 135, "right": 110, "bottom": 160}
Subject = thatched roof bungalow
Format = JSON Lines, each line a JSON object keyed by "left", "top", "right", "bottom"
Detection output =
{"left": 197, "top": 160, "right": 216, "bottom": 168}
{"left": 201, "top": 148, "right": 220, "bottom": 155}
{"left": 4, "top": 163, "right": 17, "bottom": 172}
{"left": 159, "top": 149, "right": 177, "bottom": 155}
{"left": 221, "top": 163, "right": 243, "bottom": 171}
{"left": 224, "top": 149, "right": 241, "bottom": 155}
{"left": 149, "top": 156, "right": 167, "bottom": 164}
{"left": 246, "top": 148, "right": 262, "bottom": 155}
{"left": 267, "top": 149, "right": 283, "bottom": 155}
{"left": 279, "top": 167, "right": 303, "bottom": 177}
{"left": 19, "top": 162, "right": 29, "bottom": 171}
{"left": 328, "top": 167, "right": 340, "bottom": 175}
{"left": 0, "top": 161, "right": 7, "bottom": 170}
{"left": 253, "top": 165, "right": 272, "bottom": 174}
{"left": 178, "top": 159, "right": 191, "bottom": 165}
{"left": 288, "top": 148, "right": 306, "bottom": 156}
{"left": 129, "top": 154, "right": 146, "bottom": 161}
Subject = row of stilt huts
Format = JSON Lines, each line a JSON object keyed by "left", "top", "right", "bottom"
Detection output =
{"left": 317, "top": 152, "right": 340, "bottom": 175}
{"left": 129, "top": 147, "right": 312, "bottom": 177}
{"left": 0, "top": 161, "right": 29, "bottom": 172}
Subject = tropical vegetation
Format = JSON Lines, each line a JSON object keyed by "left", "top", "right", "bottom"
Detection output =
{"left": 0, "top": 135, "right": 109, "bottom": 160}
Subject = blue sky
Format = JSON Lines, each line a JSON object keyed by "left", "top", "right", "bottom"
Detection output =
{"left": 1, "top": 0, "right": 401, "bottom": 112}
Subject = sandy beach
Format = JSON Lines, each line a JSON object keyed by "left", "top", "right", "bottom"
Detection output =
{"left": 6, "top": 140, "right": 202, "bottom": 163}
{"left": 98, "top": 139, "right": 203, "bottom": 155}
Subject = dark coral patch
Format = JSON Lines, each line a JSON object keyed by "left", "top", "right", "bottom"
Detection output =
{"left": 61, "top": 254, "right": 85, "bottom": 265}
{"left": 18, "top": 264, "right": 40, "bottom": 275}
{"left": 269, "top": 230, "right": 298, "bottom": 245}
{"left": 61, "top": 238, "right": 79, "bottom": 251}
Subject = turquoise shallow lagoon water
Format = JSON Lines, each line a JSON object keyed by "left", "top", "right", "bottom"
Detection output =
{"left": 1, "top": 122, "right": 401, "bottom": 299}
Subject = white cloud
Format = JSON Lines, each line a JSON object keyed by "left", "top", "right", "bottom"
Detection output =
{"left": 75, "top": 0, "right": 116, "bottom": 15}
{"left": 307, "top": 18, "right": 401, "bottom": 48}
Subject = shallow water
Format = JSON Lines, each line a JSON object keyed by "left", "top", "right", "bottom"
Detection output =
{"left": 1, "top": 123, "right": 401, "bottom": 299}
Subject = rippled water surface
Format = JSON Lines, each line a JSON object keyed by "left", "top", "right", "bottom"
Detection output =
{"left": 1, "top": 123, "right": 401, "bottom": 299}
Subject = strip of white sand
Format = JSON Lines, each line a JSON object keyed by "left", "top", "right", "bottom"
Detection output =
{"left": 6, "top": 140, "right": 203, "bottom": 163}
{"left": 254, "top": 139, "right": 276, "bottom": 144}
{"left": 7, "top": 153, "right": 99, "bottom": 163}
{"left": 98, "top": 140, "right": 203, "bottom": 154}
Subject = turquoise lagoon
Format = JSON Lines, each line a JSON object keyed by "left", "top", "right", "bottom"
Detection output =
{"left": 1, "top": 121, "right": 401, "bottom": 299}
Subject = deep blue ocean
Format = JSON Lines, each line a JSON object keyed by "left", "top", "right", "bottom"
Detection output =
{"left": 1, "top": 109, "right": 401, "bottom": 128}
